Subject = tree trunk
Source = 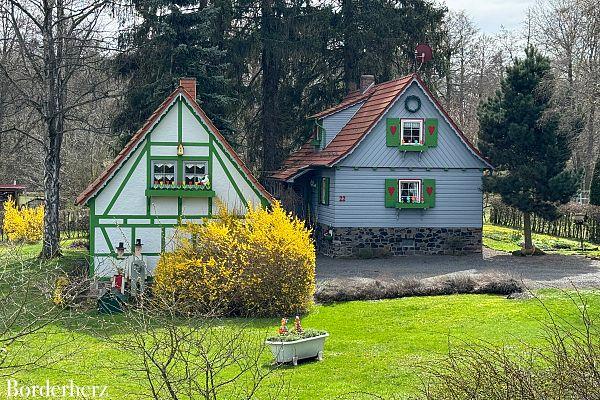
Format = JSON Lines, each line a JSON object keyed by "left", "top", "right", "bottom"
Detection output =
{"left": 40, "top": 0, "right": 64, "bottom": 259}
{"left": 523, "top": 211, "right": 533, "bottom": 252}
{"left": 41, "top": 128, "right": 62, "bottom": 259}
{"left": 342, "top": 0, "right": 358, "bottom": 90}
{"left": 260, "top": 0, "right": 280, "bottom": 176}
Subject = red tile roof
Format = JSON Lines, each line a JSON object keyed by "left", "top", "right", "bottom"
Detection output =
{"left": 0, "top": 184, "right": 26, "bottom": 190}
{"left": 270, "top": 74, "right": 492, "bottom": 182}
{"left": 309, "top": 90, "right": 370, "bottom": 119}
{"left": 76, "top": 87, "right": 274, "bottom": 206}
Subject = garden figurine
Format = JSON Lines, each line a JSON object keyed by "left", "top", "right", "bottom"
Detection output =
{"left": 112, "top": 267, "right": 125, "bottom": 294}
{"left": 278, "top": 318, "right": 288, "bottom": 334}
{"left": 294, "top": 315, "right": 304, "bottom": 333}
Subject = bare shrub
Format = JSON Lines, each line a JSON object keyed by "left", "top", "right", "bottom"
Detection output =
{"left": 419, "top": 291, "right": 600, "bottom": 399}
{"left": 106, "top": 302, "right": 285, "bottom": 400}
{"left": 315, "top": 273, "right": 523, "bottom": 303}
{"left": 0, "top": 242, "right": 85, "bottom": 376}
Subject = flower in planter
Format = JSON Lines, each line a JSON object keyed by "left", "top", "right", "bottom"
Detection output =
{"left": 278, "top": 318, "right": 288, "bottom": 335}
{"left": 294, "top": 315, "right": 304, "bottom": 333}
{"left": 200, "top": 175, "right": 211, "bottom": 190}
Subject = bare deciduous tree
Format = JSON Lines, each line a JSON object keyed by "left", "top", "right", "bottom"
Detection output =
{"left": 0, "top": 0, "right": 119, "bottom": 258}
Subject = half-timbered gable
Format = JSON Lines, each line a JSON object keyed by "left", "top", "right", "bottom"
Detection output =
{"left": 78, "top": 78, "right": 272, "bottom": 276}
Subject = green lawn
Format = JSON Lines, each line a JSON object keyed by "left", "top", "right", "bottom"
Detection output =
{"left": 483, "top": 223, "right": 600, "bottom": 256}
{"left": 2, "top": 240, "right": 600, "bottom": 399}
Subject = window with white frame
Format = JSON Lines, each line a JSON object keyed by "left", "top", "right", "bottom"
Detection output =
{"left": 152, "top": 161, "right": 176, "bottom": 185}
{"left": 183, "top": 161, "right": 207, "bottom": 186}
{"left": 398, "top": 179, "right": 422, "bottom": 203}
{"left": 401, "top": 119, "right": 423, "bottom": 145}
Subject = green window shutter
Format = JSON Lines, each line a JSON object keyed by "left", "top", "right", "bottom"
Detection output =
{"left": 424, "top": 118, "right": 438, "bottom": 147}
{"left": 422, "top": 179, "right": 436, "bottom": 208}
{"left": 385, "top": 178, "right": 399, "bottom": 208}
{"left": 316, "top": 178, "right": 322, "bottom": 202}
{"left": 319, "top": 177, "right": 330, "bottom": 205}
{"left": 386, "top": 118, "right": 400, "bottom": 147}
{"left": 323, "top": 177, "right": 330, "bottom": 205}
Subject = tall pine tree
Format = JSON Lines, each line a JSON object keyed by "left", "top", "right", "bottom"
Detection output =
{"left": 113, "top": 0, "right": 236, "bottom": 141}
{"left": 479, "top": 47, "right": 579, "bottom": 253}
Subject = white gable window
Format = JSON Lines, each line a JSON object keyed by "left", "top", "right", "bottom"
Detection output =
{"left": 401, "top": 119, "right": 423, "bottom": 145}
{"left": 153, "top": 161, "right": 176, "bottom": 186}
{"left": 398, "top": 179, "right": 422, "bottom": 204}
{"left": 184, "top": 161, "right": 207, "bottom": 186}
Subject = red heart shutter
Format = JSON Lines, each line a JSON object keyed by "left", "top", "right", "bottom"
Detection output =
{"left": 386, "top": 118, "right": 400, "bottom": 147}
{"left": 424, "top": 118, "right": 438, "bottom": 147}
{"left": 385, "top": 178, "right": 398, "bottom": 208}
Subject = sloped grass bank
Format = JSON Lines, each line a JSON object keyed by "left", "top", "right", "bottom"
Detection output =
{"left": 484, "top": 224, "right": 600, "bottom": 256}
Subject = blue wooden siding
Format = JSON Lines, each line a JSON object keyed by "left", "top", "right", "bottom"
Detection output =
{"left": 340, "top": 82, "right": 487, "bottom": 169}
{"left": 312, "top": 169, "right": 336, "bottom": 225}
{"left": 328, "top": 167, "right": 483, "bottom": 228}
{"left": 322, "top": 102, "right": 363, "bottom": 147}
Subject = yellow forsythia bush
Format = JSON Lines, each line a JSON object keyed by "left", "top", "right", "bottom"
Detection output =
{"left": 154, "top": 202, "right": 316, "bottom": 316}
{"left": 3, "top": 199, "right": 44, "bottom": 243}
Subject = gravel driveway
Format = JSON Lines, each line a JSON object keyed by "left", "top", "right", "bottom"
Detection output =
{"left": 316, "top": 248, "right": 600, "bottom": 289}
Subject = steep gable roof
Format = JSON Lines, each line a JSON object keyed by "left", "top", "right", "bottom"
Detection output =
{"left": 270, "top": 74, "right": 491, "bottom": 182}
{"left": 76, "top": 86, "right": 273, "bottom": 205}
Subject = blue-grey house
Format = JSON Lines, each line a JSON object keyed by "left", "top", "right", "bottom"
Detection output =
{"left": 270, "top": 73, "right": 493, "bottom": 257}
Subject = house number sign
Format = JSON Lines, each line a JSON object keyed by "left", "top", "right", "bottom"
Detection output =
{"left": 338, "top": 195, "right": 346, "bottom": 202}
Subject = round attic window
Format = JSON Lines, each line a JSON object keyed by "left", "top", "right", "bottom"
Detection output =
{"left": 404, "top": 95, "right": 421, "bottom": 113}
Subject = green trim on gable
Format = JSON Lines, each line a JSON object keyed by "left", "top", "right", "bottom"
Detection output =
{"left": 149, "top": 141, "right": 210, "bottom": 147}
{"left": 146, "top": 189, "right": 215, "bottom": 198}
{"left": 103, "top": 145, "right": 147, "bottom": 215}
{"left": 99, "top": 227, "right": 115, "bottom": 254}
{"left": 87, "top": 99, "right": 178, "bottom": 205}
{"left": 178, "top": 99, "right": 182, "bottom": 143}
{"left": 208, "top": 135, "right": 213, "bottom": 215}
{"left": 212, "top": 142, "right": 248, "bottom": 208}
{"left": 88, "top": 198, "right": 95, "bottom": 277}
{"left": 149, "top": 155, "right": 209, "bottom": 161}
{"left": 182, "top": 99, "right": 269, "bottom": 207}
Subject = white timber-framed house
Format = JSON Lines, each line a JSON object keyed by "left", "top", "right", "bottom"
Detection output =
{"left": 76, "top": 78, "right": 273, "bottom": 277}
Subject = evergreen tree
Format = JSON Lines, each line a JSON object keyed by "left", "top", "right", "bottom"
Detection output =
{"left": 113, "top": 0, "right": 236, "bottom": 141}
{"left": 479, "top": 47, "right": 579, "bottom": 252}
{"left": 590, "top": 157, "right": 600, "bottom": 205}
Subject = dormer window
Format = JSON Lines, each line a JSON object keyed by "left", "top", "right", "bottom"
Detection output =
{"left": 311, "top": 120, "right": 325, "bottom": 148}
{"left": 152, "top": 161, "right": 176, "bottom": 185}
{"left": 184, "top": 161, "right": 207, "bottom": 185}
{"left": 401, "top": 119, "right": 423, "bottom": 145}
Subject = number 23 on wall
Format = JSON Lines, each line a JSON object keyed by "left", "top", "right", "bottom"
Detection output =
{"left": 338, "top": 195, "right": 346, "bottom": 202}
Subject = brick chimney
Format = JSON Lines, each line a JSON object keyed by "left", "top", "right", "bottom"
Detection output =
{"left": 179, "top": 77, "right": 196, "bottom": 99}
{"left": 359, "top": 74, "right": 375, "bottom": 93}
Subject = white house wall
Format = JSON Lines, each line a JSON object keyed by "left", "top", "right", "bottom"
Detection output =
{"left": 182, "top": 197, "right": 208, "bottom": 215}
{"left": 94, "top": 145, "right": 146, "bottom": 215}
{"left": 212, "top": 143, "right": 263, "bottom": 211}
{"left": 109, "top": 151, "right": 148, "bottom": 215}
{"left": 182, "top": 104, "right": 210, "bottom": 142}
{"left": 150, "top": 102, "right": 178, "bottom": 142}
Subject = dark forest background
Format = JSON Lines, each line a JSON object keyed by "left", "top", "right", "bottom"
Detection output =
{"left": 1, "top": 0, "right": 599, "bottom": 205}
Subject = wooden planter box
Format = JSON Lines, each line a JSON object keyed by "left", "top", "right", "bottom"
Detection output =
{"left": 265, "top": 333, "right": 329, "bottom": 365}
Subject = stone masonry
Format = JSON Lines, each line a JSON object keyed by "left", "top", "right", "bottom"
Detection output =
{"left": 316, "top": 223, "right": 482, "bottom": 257}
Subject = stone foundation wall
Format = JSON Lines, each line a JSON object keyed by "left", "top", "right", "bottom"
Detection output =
{"left": 316, "top": 224, "right": 482, "bottom": 257}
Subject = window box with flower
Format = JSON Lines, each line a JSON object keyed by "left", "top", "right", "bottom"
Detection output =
{"left": 146, "top": 159, "right": 215, "bottom": 197}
